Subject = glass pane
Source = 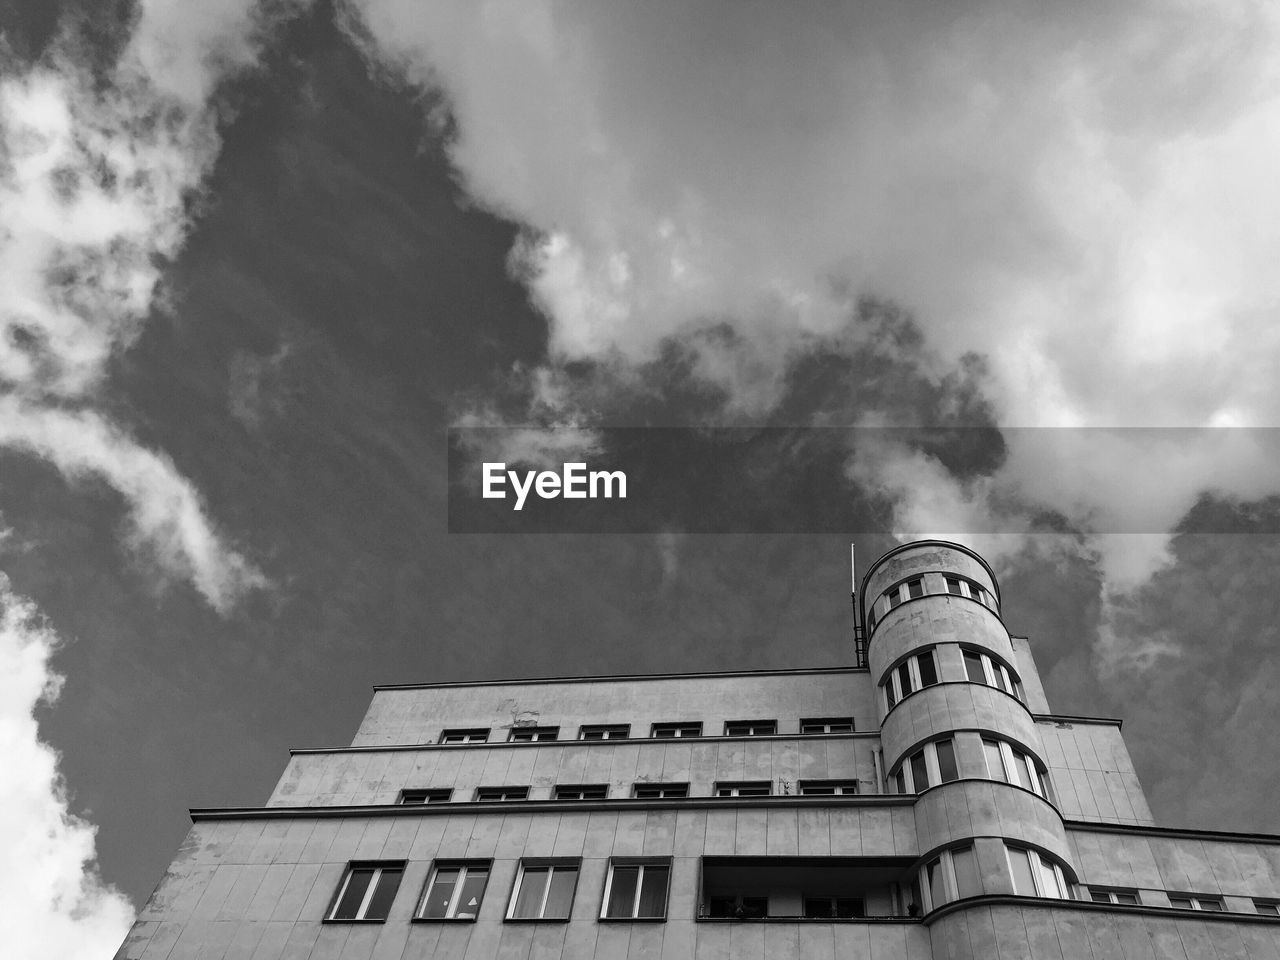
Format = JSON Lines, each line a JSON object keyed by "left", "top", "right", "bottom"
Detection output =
{"left": 885, "top": 679, "right": 897, "bottom": 708}
{"left": 1256, "top": 901, "right": 1279, "bottom": 915}
{"left": 993, "top": 665, "right": 1010, "bottom": 693}
{"left": 1115, "top": 892, "right": 1139, "bottom": 905}
{"left": 926, "top": 858, "right": 946, "bottom": 907}
{"left": 935, "top": 739, "right": 959, "bottom": 782}
{"left": 1008, "top": 848, "right": 1037, "bottom": 896}
{"left": 543, "top": 866, "right": 577, "bottom": 918}
{"left": 889, "top": 590, "right": 902, "bottom": 608}
{"left": 916, "top": 652, "right": 938, "bottom": 686}
{"left": 908, "top": 578, "right": 923, "bottom": 598}
{"left": 1090, "top": 890, "right": 1111, "bottom": 903}
{"left": 583, "top": 730, "right": 604, "bottom": 740}
{"left": 983, "top": 740, "right": 1006, "bottom": 781}
{"left": 1168, "top": 896, "right": 1193, "bottom": 909}
{"left": 894, "top": 768, "right": 906, "bottom": 793}
{"left": 898, "top": 663, "right": 913, "bottom": 695}
{"left": 946, "top": 577, "right": 963, "bottom": 595}
{"left": 637, "top": 865, "right": 669, "bottom": 918}
{"left": 332, "top": 867, "right": 375, "bottom": 919}
{"left": 1036, "top": 856, "right": 1061, "bottom": 899}
{"left": 803, "top": 898, "right": 832, "bottom": 918}
{"left": 606, "top": 865, "right": 639, "bottom": 918}
{"left": 802, "top": 785, "right": 836, "bottom": 795}
{"left": 1008, "top": 751, "right": 1029, "bottom": 789}
{"left": 910, "top": 750, "right": 929, "bottom": 790}
{"left": 455, "top": 867, "right": 488, "bottom": 920}
{"left": 836, "top": 898, "right": 865, "bottom": 918}
{"left": 963, "top": 651, "right": 985, "bottom": 682}
{"left": 512, "top": 868, "right": 548, "bottom": 918}
{"left": 952, "top": 846, "right": 981, "bottom": 899}
{"left": 421, "top": 867, "right": 459, "bottom": 919}
{"left": 364, "top": 867, "right": 402, "bottom": 920}
{"left": 1199, "top": 898, "right": 1223, "bottom": 912}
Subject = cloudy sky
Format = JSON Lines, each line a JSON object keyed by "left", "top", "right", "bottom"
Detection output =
{"left": 3, "top": 0, "right": 1280, "bottom": 955}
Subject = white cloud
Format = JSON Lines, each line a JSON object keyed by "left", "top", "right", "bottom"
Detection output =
{"left": 0, "top": 577, "right": 135, "bottom": 959}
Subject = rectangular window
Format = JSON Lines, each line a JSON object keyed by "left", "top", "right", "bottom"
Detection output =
{"left": 915, "top": 651, "right": 938, "bottom": 687}
{"left": 399, "top": 788, "right": 451, "bottom": 804}
{"left": 475, "top": 786, "right": 529, "bottom": 801}
{"left": 507, "top": 861, "right": 579, "bottom": 920}
{"left": 724, "top": 720, "right": 777, "bottom": 736}
{"left": 602, "top": 860, "right": 670, "bottom": 919}
{"left": 907, "top": 577, "right": 924, "bottom": 598}
{"left": 963, "top": 651, "right": 986, "bottom": 683}
{"left": 1168, "top": 895, "right": 1194, "bottom": 909}
{"left": 651, "top": 722, "right": 702, "bottom": 739}
{"left": 580, "top": 724, "right": 630, "bottom": 740}
{"left": 328, "top": 862, "right": 404, "bottom": 921}
{"left": 800, "top": 717, "right": 855, "bottom": 734}
{"left": 554, "top": 784, "right": 608, "bottom": 800}
{"left": 1173, "top": 895, "right": 1225, "bottom": 911}
{"left": 945, "top": 576, "right": 963, "bottom": 595}
{"left": 1089, "top": 887, "right": 1140, "bottom": 905}
{"left": 951, "top": 845, "right": 980, "bottom": 899}
{"left": 715, "top": 781, "right": 771, "bottom": 797}
{"left": 633, "top": 783, "right": 689, "bottom": 799}
{"left": 1254, "top": 899, "right": 1280, "bottom": 915}
{"left": 803, "top": 897, "right": 864, "bottom": 918}
{"left": 909, "top": 750, "right": 928, "bottom": 790}
{"left": 1007, "top": 847, "right": 1038, "bottom": 897}
{"left": 440, "top": 728, "right": 489, "bottom": 744}
{"left": 897, "top": 662, "right": 913, "bottom": 697}
{"left": 416, "top": 861, "right": 490, "bottom": 920}
{"left": 509, "top": 726, "right": 559, "bottom": 742}
{"left": 982, "top": 739, "right": 1007, "bottom": 780}
{"left": 798, "top": 780, "right": 859, "bottom": 796}
{"left": 1005, "top": 845, "right": 1069, "bottom": 900}
{"left": 925, "top": 857, "right": 946, "bottom": 909}
{"left": 934, "top": 739, "right": 959, "bottom": 783}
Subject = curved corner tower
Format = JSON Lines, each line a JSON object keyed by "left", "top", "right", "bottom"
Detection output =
{"left": 861, "top": 540, "right": 1076, "bottom": 914}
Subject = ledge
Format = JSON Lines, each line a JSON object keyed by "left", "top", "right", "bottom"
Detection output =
{"left": 372, "top": 665, "right": 866, "bottom": 691}
{"left": 925, "top": 893, "right": 1280, "bottom": 925}
{"left": 191, "top": 794, "right": 917, "bottom": 821}
{"left": 288, "top": 731, "right": 879, "bottom": 755}
{"left": 1064, "top": 820, "right": 1280, "bottom": 846}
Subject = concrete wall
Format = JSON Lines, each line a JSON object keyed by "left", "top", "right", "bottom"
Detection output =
{"left": 1036, "top": 720, "right": 1153, "bottom": 825}
{"left": 117, "top": 807, "right": 923, "bottom": 960}
{"left": 267, "top": 737, "right": 877, "bottom": 807}
{"left": 351, "top": 672, "right": 873, "bottom": 747}
{"left": 929, "top": 902, "right": 1280, "bottom": 959}
{"left": 1070, "top": 828, "right": 1280, "bottom": 903}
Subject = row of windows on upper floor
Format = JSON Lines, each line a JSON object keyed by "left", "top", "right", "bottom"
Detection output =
{"left": 866, "top": 573, "right": 997, "bottom": 632}
{"left": 328, "top": 851, "right": 1280, "bottom": 924}
{"left": 888, "top": 733, "right": 1055, "bottom": 803}
{"left": 881, "top": 646, "right": 1025, "bottom": 712}
{"left": 437, "top": 718, "right": 855, "bottom": 744}
{"left": 398, "top": 779, "right": 861, "bottom": 804}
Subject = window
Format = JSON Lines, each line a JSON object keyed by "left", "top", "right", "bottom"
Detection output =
{"left": 633, "top": 783, "right": 689, "bottom": 799}
{"left": 328, "top": 862, "right": 404, "bottom": 921}
{"left": 1168, "top": 894, "right": 1225, "bottom": 911}
{"left": 881, "top": 649, "right": 939, "bottom": 709}
{"left": 798, "top": 780, "right": 859, "bottom": 796}
{"left": 981, "top": 738, "right": 1055, "bottom": 802}
{"left": 724, "top": 720, "right": 776, "bottom": 736}
{"left": 890, "top": 737, "right": 959, "bottom": 792}
{"left": 943, "top": 575, "right": 996, "bottom": 610}
{"left": 507, "top": 861, "right": 579, "bottom": 920}
{"left": 399, "top": 789, "right": 451, "bottom": 804}
{"left": 800, "top": 717, "right": 854, "bottom": 734}
{"left": 416, "top": 861, "right": 490, "bottom": 920}
{"left": 907, "top": 577, "right": 924, "bottom": 598}
{"left": 1089, "top": 887, "right": 1140, "bottom": 905}
{"left": 961, "top": 649, "right": 1024, "bottom": 701}
{"left": 581, "top": 724, "right": 630, "bottom": 740}
{"left": 803, "top": 897, "right": 864, "bottom": 918}
{"left": 554, "top": 784, "right": 608, "bottom": 800}
{"left": 509, "top": 726, "right": 559, "bottom": 742}
{"left": 652, "top": 722, "right": 702, "bottom": 739}
{"left": 1005, "top": 845, "right": 1070, "bottom": 900}
{"left": 440, "top": 728, "right": 489, "bottom": 744}
{"left": 1254, "top": 899, "right": 1280, "bottom": 916}
{"left": 602, "top": 860, "right": 670, "bottom": 919}
{"left": 475, "top": 786, "right": 529, "bottom": 801}
{"left": 916, "top": 845, "right": 979, "bottom": 912}
{"left": 715, "top": 781, "right": 771, "bottom": 797}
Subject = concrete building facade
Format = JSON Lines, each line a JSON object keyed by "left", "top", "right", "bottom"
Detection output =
{"left": 117, "top": 540, "right": 1280, "bottom": 959}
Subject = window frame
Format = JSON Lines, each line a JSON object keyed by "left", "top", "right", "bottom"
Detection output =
{"left": 580, "top": 724, "right": 630, "bottom": 741}
{"left": 980, "top": 737, "right": 1055, "bottom": 802}
{"left": 398, "top": 788, "right": 451, "bottom": 805}
{"left": 475, "top": 786, "right": 530, "bottom": 802}
{"left": 651, "top": 722, "right": 703, "bottom": 739}
{"left": 714, "top": 780, "right": 771, "bottom": 797}
{"left": 505, "top": 859, "right": 581, "bottom": 921}
{"left": 1168, "top": 893, "right": 1226, "bottom": 911}
{"left": 632, "top": 783, "right": 690, "bottom": 799}
{"left": 890, "top": 737, "right": 959, "bottom": 793}
{"left": 1088, "top": 886, "right": 1140, "bottom": 905}
{"left": 916, "top": 845, "right": 978, "bottom": 913}
{"left": 414, "top": 859, "right": 492, "bottom": 922}
{"left": 881, "top": 649, "right": 939, "bottom": 710}
{"left": 326, "top": 861, "right": 406, "bottom": 922}
{"left": 440, "top": 728, "right": 490, "bottom": 744}
{"left": 799, "top": 717, "right": 855, "bottom": 734}
{"left": 508, "top": 726, "right": 560, "bottom": 743}
{"left": 1004, "top": 845, "right": 1071, "bottom": 900}
{"left": 600, "top": 858, "right": 672, "bottom": 921}
{"left": 1253, "top": 899, "right": 1280, "bottom": 916}
{"left": 961, "top": 648, "right": 1025, "bottom": 701}
{"left": 553, "top": 784, "right": 609, "bottom": 800}
{"left": 723, "top": 720, "right": 777, "bottom": 737}
{"left": 798, "top": 779, "right": 859, "bottom": 796}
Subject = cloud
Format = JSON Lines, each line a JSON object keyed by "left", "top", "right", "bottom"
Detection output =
{"left": 346, "top": 0, "right": 1280, "bottom": 603}
{"left": 0, "top": 577, "right": 134, "bottom": 959}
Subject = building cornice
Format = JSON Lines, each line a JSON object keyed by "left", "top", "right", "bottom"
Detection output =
{"left": 371, "top": 664, "right": 866, "bottom": 692}
{"left": 1064, "top": 819, "right": 1280, "bottom": 846}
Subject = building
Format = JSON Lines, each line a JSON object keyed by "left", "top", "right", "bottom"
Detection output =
{"left": 116, "top": 540, "right": 1280, "bottom": 959}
